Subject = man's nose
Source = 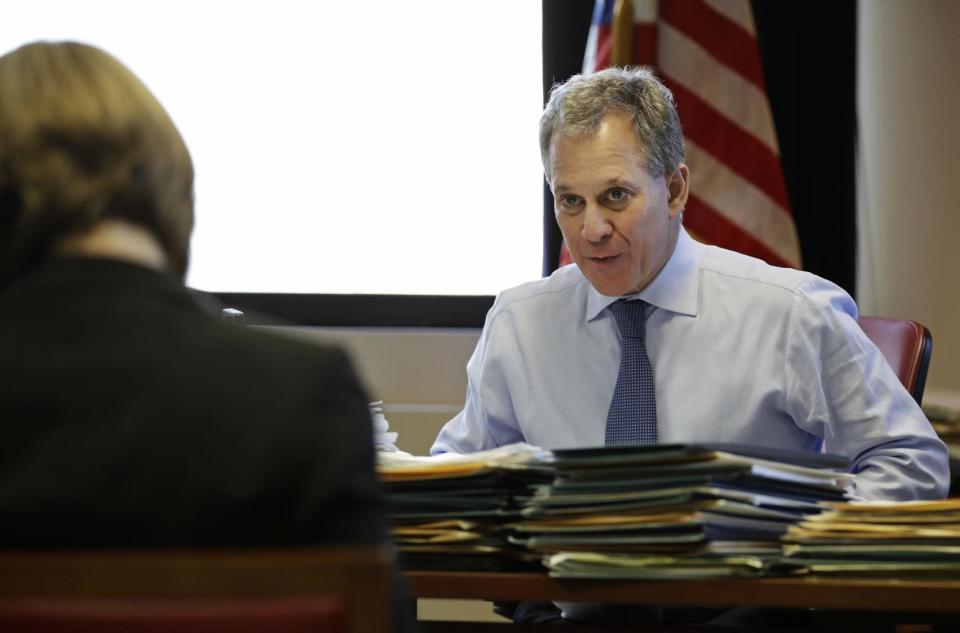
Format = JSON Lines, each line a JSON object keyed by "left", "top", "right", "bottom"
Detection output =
{"left": 582, "top": 203, "right": 612, "bottom": 242}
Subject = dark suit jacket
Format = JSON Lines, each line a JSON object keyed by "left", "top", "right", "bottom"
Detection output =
{"left": 0, "top": 256, "right": 388, "bottom": 547}
{"left": 0, "top": 256, "right": 419, "bottom": 630}
{"left": 0, "top": 253, "right": 400, "bottom": 546}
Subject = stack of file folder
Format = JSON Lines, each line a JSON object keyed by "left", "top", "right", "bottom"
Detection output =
{"left": 508, "top": 444, "right": 852, "bottom": 579}
{"left": 379, "top": 445, "right": 551, "bottom": 570}
{"left": 782, "top": 499, "right": 960, "bottom": 578}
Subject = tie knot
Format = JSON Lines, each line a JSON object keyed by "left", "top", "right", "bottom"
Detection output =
{"left": 608, "top": 299, "right": 649, "bottom": 339}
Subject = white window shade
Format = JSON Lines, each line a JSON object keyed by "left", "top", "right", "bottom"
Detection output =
{"left": 2, "top": 1, "right": 544, "bottom": 295}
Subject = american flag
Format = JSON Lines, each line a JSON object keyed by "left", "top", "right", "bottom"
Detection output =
{"left": 562, "top": 0, "right": 801, "bottom": 269}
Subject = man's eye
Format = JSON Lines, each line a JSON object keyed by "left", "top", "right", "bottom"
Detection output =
{"left": 607, "top": 188, "right": 629, "bottom": 203}
{"left": 559, "top": 195, "right": 582, "bottom": 209}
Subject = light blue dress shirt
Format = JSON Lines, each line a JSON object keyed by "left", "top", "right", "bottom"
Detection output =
{"left": 432, "top": 228, "right": 949, "bottom": 501}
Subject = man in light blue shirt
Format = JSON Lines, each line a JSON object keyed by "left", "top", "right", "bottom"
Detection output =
{"left": 432, "top": 67, "right": 948, "bottom": 503}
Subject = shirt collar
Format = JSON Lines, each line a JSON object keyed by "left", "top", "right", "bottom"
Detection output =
{"left": 585, "top": 226, "right": 701, "bottom": 321}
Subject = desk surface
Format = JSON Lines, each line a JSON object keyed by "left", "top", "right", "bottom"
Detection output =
{"left": 406, "top": 571, "right": 960, "bottom": 613}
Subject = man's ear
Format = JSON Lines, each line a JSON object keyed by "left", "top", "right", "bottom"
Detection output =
{"left": 667, "top": 163, "right": 689, "bottom": 218}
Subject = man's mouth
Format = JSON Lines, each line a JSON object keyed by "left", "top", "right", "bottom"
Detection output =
{"left": 589, "top": 254, "right": 620, "bottom": 263}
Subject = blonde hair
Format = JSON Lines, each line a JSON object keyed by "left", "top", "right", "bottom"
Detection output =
{"left": 0, "top": 41, "right": 194, "bottom": 279}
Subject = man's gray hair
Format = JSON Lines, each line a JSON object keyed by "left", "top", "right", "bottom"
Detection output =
{"left": 539, "top": 66, "right": 685, "bottom": 181}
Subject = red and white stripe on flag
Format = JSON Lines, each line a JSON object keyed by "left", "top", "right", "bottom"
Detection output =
{"left": 561, "top": 0, "right": 801, "bottom": 269}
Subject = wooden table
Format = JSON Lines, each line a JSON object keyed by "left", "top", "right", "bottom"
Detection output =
{"left": 407, "top": 571, "right": 960, "bottom": 631}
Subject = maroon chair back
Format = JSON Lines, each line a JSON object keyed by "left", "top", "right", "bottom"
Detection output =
{"left": 0, "top": 546, "right": 392, "bottom": 633}
{"left": 0, "top": 596, "right": 343, "bottom": 633}
{"left": 857, "top": 316, "right": 932, "bottom": 405}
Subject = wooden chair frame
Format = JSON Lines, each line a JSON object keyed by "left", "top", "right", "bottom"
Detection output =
{"left": 0, "top": 546, "right": 393, "bottom": 633}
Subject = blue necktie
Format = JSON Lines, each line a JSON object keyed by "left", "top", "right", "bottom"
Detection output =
{"left": 605, "top": 299, "right": 658, "bottom": 446}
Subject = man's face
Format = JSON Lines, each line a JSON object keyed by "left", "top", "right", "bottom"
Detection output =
{"left": 550, "top": 112, "right": 688, "bottom": 297}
